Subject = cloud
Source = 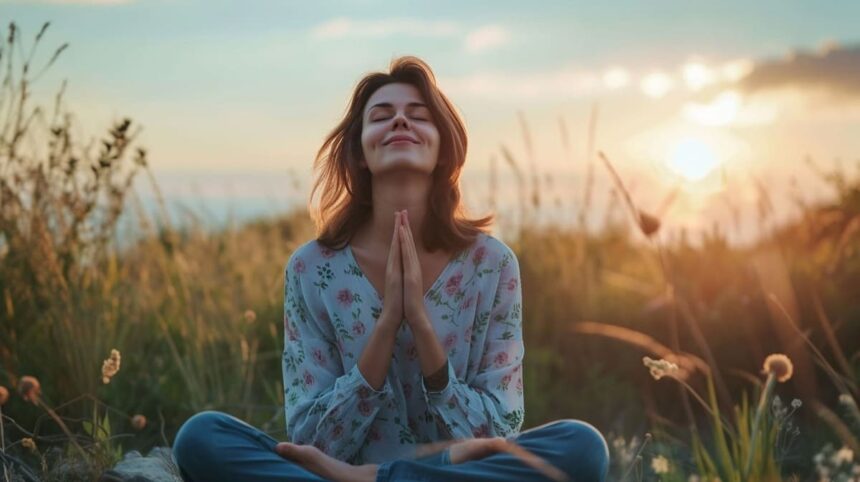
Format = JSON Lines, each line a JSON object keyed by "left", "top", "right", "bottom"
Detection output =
{"left": 464, "top": 25, "right": 509, "bottom": 54}
{"left": 737, "top": 41, "right": 860, "bottom": 99}
{"left": 310, "top": 17, "right": 458, "bottom": 40}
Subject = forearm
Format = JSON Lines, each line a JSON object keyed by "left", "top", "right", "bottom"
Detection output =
{"left": 411, "top": 317, "right": 448, "bottom": 389}
{"left": 357, "top": 314, "right": 399, "bottom": 391}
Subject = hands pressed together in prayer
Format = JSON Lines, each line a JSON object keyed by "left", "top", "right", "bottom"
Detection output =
{"left": 380, "top": 209, "right": 432, "bottom": 332}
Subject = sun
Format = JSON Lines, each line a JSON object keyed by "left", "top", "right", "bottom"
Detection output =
{"left": 666, "top": 137, "right": 721, "bottom": 181}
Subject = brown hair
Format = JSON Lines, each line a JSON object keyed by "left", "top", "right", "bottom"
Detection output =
{"left": 309, "top": 55, "right": 493, "bottom": 254}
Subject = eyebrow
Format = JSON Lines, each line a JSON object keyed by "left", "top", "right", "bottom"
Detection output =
{"left": 367, "top": 102, "right": 428, "bottom": 112}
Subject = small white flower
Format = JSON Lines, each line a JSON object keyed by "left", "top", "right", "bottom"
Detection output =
{"left": 651, "top": 455, "right": 670, "bottom": 474}
{"left": 791, "top": 398, "right": 802, "bottom": 409}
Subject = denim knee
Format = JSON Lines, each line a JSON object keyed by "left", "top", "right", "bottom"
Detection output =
{"left": 173, "top": 411, "right": 231, "bottom": 471}
{"left": 551, "top": 419, "right": 610, "bottom": 482}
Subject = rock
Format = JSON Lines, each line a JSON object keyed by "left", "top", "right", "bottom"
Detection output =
{"left": 99, "top": 447, "right": 183, "bottom": 482}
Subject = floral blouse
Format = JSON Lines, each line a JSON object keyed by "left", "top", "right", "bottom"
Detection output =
{"left": 281, "top": 231, "right": 524, "bottom": 464}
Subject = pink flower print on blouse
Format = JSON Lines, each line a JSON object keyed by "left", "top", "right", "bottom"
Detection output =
{"left": 311, "top": 347, "right": 326, "bottom": 365}
{"left": 500, "top": 373, "right": 512, "bottom": 390}
{"left": 460, "top": 296, "right": 474, "bottom": 311}
{"left": 472, "top": 423, "right": 490, "bottom": 438}
{"left": 352, "top": 320, "right": 366, "bottom": 336}
{"left": 284, "top": 316, "right": 299, "bottom": 340}
{"left": 444, "top": 272, "right": 464, "bottom": 296}
{"left": 294, "top": 258, "right": 305, "bottom": 274}
{"left": 332, "top": 423, "right": 344, "bottom": 439}
{"left": 443, "top": 333, "right": 458, "bottom": 351}
{"left": 368, "top": 426, "right": 382, "bottom": 442}
{"left": 516, "top": 372, "right": 524, "bottom": 393}
{"left": 319, "top": 310, "right": 331, "bottom": 324}
{"left": 464, "top": 325, "right": 473, "bottom": 344}
{"left": 504, "top": 277, "right": 519, "bottom": 292}
{"left": 494, "top": 351, "right": 509, "bottom": 367}
{"left": 472, "top": 246, "right": 486, "bottom": 265}
{"left": 337, "top": 289, "right": 355, "bottom": 307}
{"left": 313, "top": 439, "right": 328, "bottom": 453}
{"left": 320, "top": 246, "right": 336, "bottom": 259}
{"left": 303, "top": 369, "right": 315, "bottom": 388}
{"left": 358, "top": 399, "right": 373, "bottom": 417}
{"left": 358, "top": 386, "right": 371, "bottom": 399}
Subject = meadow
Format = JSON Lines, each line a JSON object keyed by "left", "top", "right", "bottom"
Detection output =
{"left": 1, "top": 22, "right": 859, "bottom": 481}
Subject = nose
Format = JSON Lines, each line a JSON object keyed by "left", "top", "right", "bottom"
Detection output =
{"left": 392, "top": 111, "right": 410, "bottom": 130}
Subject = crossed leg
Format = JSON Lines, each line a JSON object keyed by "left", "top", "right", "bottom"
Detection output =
{"left": 172, "top": 411, "right": 609, "bottom": 482}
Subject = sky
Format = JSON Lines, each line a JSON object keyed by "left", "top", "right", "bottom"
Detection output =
{"left": 4, "top": 0, "right": 860, "bottom": 243}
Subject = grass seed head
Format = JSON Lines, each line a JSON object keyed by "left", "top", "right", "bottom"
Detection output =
{"left": 102, "top": 348, "right": 121, "bottom": 384}
{"left": 642, "top": 356, "right": 679, "bottom": 380}
{"left": 21, "top": 437, "right": 37, "bottom": 452}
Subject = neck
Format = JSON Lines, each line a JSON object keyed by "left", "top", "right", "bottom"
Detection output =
{"left": 356, "top": 169, "right": 433, "bottom": 253}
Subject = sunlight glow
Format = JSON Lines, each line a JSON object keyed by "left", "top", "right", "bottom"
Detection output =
{"left": 681, "top": 62, "right": 716, "bottom": 91}
{"left": 683, "top": 90, "right": 741, "bottom": 126}
{"left": 666, "top": 137, "right": 721, "bottom": 181}
{"left": 603, "top": 67, "right": 630, "bottom": 89}
{"left": 640, "top": 71, "right": 675, "bottom": 98}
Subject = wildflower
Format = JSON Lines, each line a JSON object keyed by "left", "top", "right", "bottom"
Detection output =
{"left": 832, "top": 446, "right": 853, "bottom": 465}
{"left": 0, "top": 385, "right": 8, "bottom": 406}
{"left": 17, "top": 376, "right": 41, "bottom": 404}
{"left": 102, "top": 349, "right": 121, "bottom": 384}
{"left": 131, "top": 414, "right": 147, "bottom": 431}
{"left": 761, "top": 353, "right": 793, "bottom": 382}
{"left": 21, "top": 437, "right": 36, "bottom": 452}
{"left": 638, "top": 210, "right": 661, "bottom": 237}
{"left": 791, "top": 398, "right": 802, "bottom": 409}
{"left": 243, "top": 309, "right": 257, "bottom": 324}
{"left": 642, "top": 356, "right": 679, "bottom": 380}
{"left": 651, "top": 455, "right": 670, "bottom": 474}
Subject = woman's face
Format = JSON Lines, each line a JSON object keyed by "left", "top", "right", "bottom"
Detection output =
{"left": 360, "top": 82, "right": 440, "bottom": 176}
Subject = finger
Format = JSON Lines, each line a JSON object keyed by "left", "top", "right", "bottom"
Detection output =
{"left": 275, "top": 442, "right": 294, "bottom": 459}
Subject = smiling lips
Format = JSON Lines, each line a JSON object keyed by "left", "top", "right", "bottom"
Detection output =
{"left": 384, "top": 135, "right": 418, "bottom": 146}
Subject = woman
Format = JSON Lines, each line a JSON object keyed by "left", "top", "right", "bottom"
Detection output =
{"left": 172, "top": 56, "right": 609, "bottom": 482}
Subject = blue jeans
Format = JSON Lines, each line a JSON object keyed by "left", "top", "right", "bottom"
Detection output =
{"left": 172, "top": 411, "right": 609, "bottom": 482}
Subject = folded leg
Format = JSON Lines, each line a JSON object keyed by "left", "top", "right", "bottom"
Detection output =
{"left": 172, "top": 410, "right": 330, "bottom": 482}
{"left": 376, "top": 419, "right": 609, "bottom": 482}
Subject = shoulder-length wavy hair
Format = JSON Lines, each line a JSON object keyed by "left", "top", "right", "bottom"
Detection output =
{"left": 310, "top": 56, "right": 494, "bottom": 254}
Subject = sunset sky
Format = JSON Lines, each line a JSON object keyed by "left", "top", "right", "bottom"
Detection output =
{"left": 5, "top": 0, "right": 860, "bottom": 243}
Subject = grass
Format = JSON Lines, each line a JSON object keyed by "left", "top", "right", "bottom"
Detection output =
{"left": 1, "top": 21, "right": 860, "bottom": 481}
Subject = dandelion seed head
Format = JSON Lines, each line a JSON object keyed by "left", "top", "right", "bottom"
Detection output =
{"left": 17, "top": 376, "right": 41, "bottom": 404}
{"left": 642, "top": 357, "right": 679, "bottom": 380}
{"left": 101, "top": 348, "right": 121, "bottom": 384}
{"left": 791, "top": 398, "right": 802, "bottom": 409}
{"left": 762, "top": 353, "right": 793, "bottom": 382}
